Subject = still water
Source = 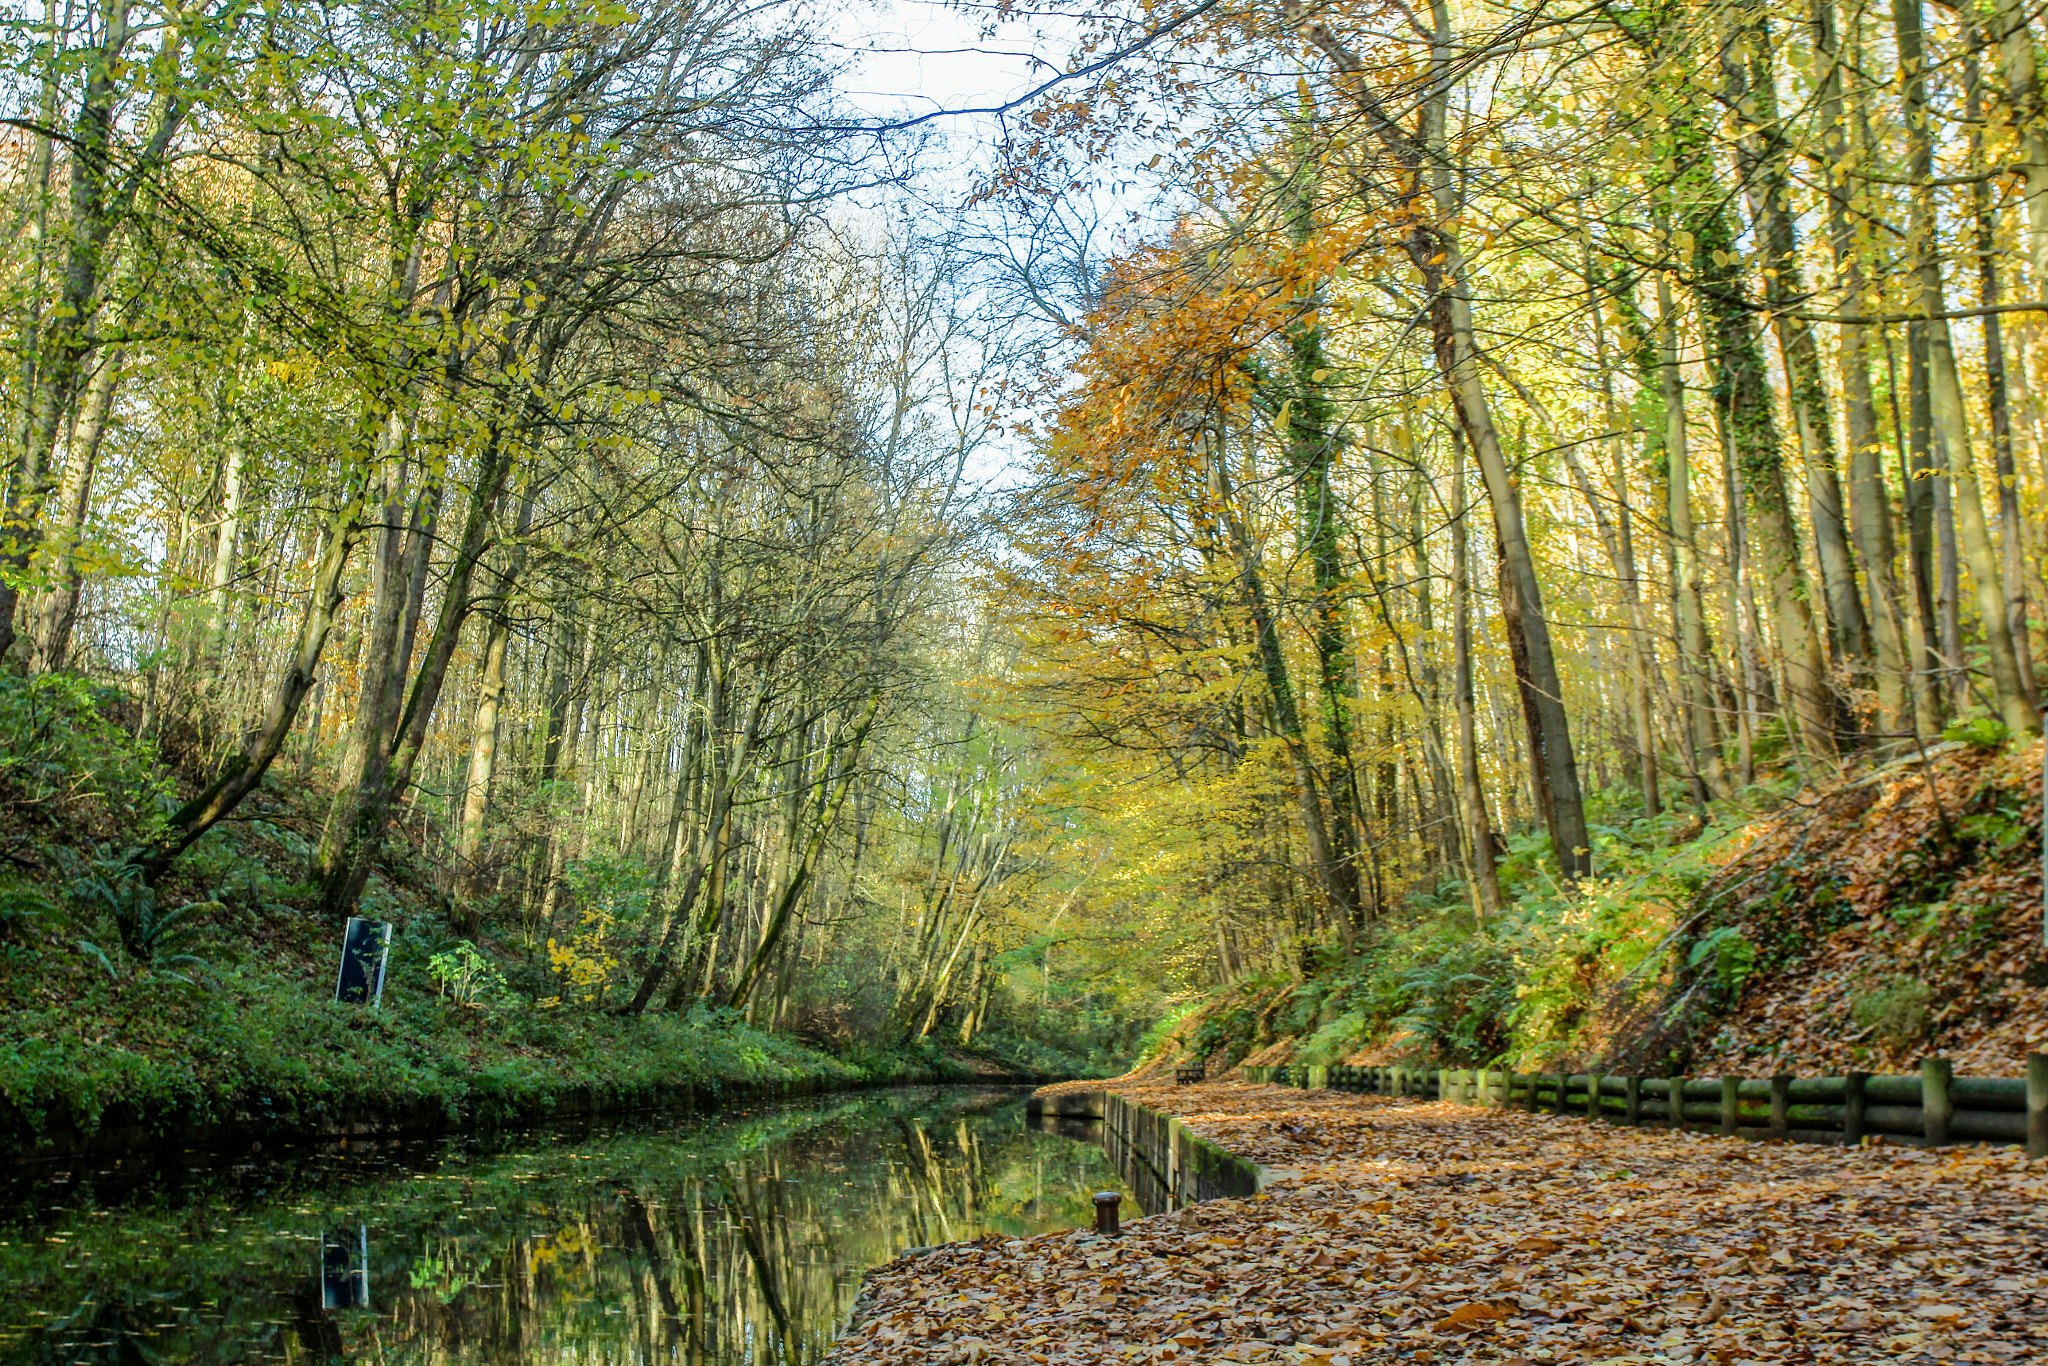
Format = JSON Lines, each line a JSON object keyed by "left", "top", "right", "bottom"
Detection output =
{"left": 0, "top": 1087, "right": 1137, "bottom": 1364}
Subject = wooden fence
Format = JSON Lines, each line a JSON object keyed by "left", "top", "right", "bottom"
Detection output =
{"left": 1239, "top": 1057, "right": 2048, "bottom": 1157}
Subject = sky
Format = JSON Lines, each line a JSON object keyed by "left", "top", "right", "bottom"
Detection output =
{"left": 828, "top": 0, "right": 1064, "bottom": 131}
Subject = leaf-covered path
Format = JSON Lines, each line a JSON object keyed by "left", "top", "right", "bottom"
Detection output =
{"left": 824, "top": 1081, "right": 2048, "bottom": 1365}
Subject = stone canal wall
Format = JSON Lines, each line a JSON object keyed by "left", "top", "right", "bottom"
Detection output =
{"left": 1026, "top": 1089, "right": 1261, "bottom": 1209}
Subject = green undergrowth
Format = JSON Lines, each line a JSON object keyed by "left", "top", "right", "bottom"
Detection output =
{"left": 0, "top": 673, "right": 1072, "bottom": 1154}
{"left": 1150, "top": 786, "right": 1774, "bottom": 1075}
{"left": 0, "top": 911, "right": 1044, "bottom": 1153}
{"left": 1147, "top": 736, "right": 2046, "bottom": 1078}
{"left": 0, "top": 973, "right": 873, "bottom": 1149}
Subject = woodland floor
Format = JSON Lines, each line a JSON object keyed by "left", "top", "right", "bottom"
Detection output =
{"left": 825, "top": 1081, "right": 2048, "bottom": 1365}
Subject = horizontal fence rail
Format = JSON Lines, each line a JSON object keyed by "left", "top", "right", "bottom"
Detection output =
{"left": 1238, "top": 1056, "right": 2048, "bottom": 1157}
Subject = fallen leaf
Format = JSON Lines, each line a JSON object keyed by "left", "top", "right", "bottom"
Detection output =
{"left": 1434, "top": 1301, "right": 1510, "bottom": 1333}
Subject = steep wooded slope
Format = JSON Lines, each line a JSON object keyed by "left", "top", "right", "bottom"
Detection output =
{"left": 1136, "top": 739, "right": 2048, "bottom": 1080}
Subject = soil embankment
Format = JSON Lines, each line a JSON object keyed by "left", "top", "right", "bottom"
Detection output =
{"left": 828, "top": 1079, "right": 2048, "bottom": 1364}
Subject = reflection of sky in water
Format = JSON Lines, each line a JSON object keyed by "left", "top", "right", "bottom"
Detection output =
{"left": 0, "top": 1087, "right": 1137, "bottom": 1364}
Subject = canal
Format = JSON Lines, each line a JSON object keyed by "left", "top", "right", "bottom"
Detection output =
{"left": 0, "top": 1086, "right": 1141, "bottom": 1363}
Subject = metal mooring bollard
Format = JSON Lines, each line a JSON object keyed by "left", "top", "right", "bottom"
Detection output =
{"left": 1093, "top": 1191, "right": 1122, "bottom": 1236}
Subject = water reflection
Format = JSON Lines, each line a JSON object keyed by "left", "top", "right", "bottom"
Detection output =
{"left": 0, "top": 1087, "right": 1135, "bottom": 1364}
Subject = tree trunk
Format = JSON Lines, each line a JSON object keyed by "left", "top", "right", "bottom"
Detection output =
{"left": 1207, "top": 418, "right": 1360, "bottom": 938}
{"left": 1895, "top": 0, "right": 2041, "bottom": 735}
{"left": 1657, "top": 269, "right": 1726, "bottom": 800}
{"left": 132, "top": 472, "right": 372, "bottom": 882}
{"left": 1450, "top": 430, "right": 1504, "bottom": 919}
{"left": 1584, "top": 253, "right": 1659, "bottom": 815}
{"left": 1900, "top": 324, "right": 1945, "bottom": 731}
{"left": 1991, "top": 0, "right": 2048, "bottom": 285}
{"left": 1725, "top": 10, "right": 1869, "bottom": 678}
{"left": 725, "top": 690, "right": 882, "bottom": 1010}
{"left": 1969, "top": 33, "right": 2039, "bottom": 704}
{"left": 1289, "top": 0, "right": 1592, "bottom": 878}
{"left": 28, "top": 349, "right": 123, "bottom": 673}
{"left": 1280, "top": 162, "right": 1367, "bottom": 929}
{"left": 626, "top": 663, "right": 773, "bottom": 1012}
{"left": 0, "top": 0, "right": 190, "bottom": 662}
{"left": 1815, "top": 0, "right": 1912, "bottom": 737}
{"left": 316, "top": 430, "right": 518, "bottom": 917}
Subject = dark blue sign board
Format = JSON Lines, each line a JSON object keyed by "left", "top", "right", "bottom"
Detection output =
{"left": 321, "top": 1226, "right": 370, "bottom": 1309}
{"left": 334, "top": 917, "right": 391, "bottom": 1006}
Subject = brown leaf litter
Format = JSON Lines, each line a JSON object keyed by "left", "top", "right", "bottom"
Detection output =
{"left": 824, "top": 1080, "right": 2048, "bottom": 1365}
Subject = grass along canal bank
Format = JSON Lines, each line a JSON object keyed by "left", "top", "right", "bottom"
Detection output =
{"left": 0, "top": 967, "right": 1062, "bottom": 1160}
{"left": 825, "top": 1079, "right": 2048, "bottom": 1365}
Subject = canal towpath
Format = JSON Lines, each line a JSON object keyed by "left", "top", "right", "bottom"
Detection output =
{"left": 825, "top": 1078, "right": 2048, "bottom": 1364}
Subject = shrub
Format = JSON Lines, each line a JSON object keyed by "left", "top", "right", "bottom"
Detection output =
{"left": 1687, "top": 926, "right": 1758, "bottom": 1001}
{"left": 1851, "top": 977, "right": 1933, "bottom": 1050}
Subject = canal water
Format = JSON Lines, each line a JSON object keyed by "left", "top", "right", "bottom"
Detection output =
{"left": 0, "top": 1086, "right": 1142, "bottom": 1364}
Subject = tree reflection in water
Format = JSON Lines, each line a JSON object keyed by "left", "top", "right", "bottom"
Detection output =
{"left": 0, "top": 1087, "right": 1134, "bottom": 1364}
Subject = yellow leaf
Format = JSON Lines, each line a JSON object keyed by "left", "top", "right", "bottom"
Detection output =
{"left": 1435, "top": 1302, "right": 1510, "bottom": 1333}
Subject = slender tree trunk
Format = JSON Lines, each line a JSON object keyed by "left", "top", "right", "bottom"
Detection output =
{"left": 1895, "top": 0, "right": 2040, "bottom": 734}
{"left": 1450, "top": 431, "right": 1503, "bottom": 918}
{"left": 1991, "top": 0, "right": 2048, "bottom": 285}
{"left": 627, "top": 663, "right": 773, "bottom": 1012}
{"left": 1970, "top": 35, "right": 2039, "bottom": 703}
{"left": 28, "top": 349, "right": 122, "bottom": 673}
{"left": 726, "top": 690, "right": 882, "bottom": 1009}
{"left": 1899, "top": 324, "right": 1945, "bottom": 731}
{"left": 1289, "top": 0, "right": 1591, "bottom": 879}
{"left": 1816, "top": 0, "right": 1912, "bottom": 736}
{"left": 0, "top": 0, "right": 131, "bottom": 661}
{"left": 1281, "top": 161, "right": 1366, "bottom": 929}
{"left": 1725, "top": 10, "right": 1868, "bottom": 678}
{"left": 317, "top": 431, "right": 518, "bottom": 917}
{"left": 1585, "top": 254, "right": 1658, "bottom": 815}
{"left": 132, "top": 468, "right": 373, "bottom": 882}
{"left": 1207, "top": 417, "right": 1359, "bottom": 939}
{"left": 1657, "top": 270, "right": 1725, "bottom": 800}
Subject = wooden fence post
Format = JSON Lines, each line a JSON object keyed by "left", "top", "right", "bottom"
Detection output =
{"left": 1922, "top": 1057, "right": 1953, "bottom": 1147}
{"left": 1625, "top": 1076, "right": 1642, "bottom": 1126}
{"left": 1844, "top": 1071, "right": 1867, "bottom": 1145}
{"left": 1553, "top": 1071, "right": 1569, "bottom": 1117}
{"left": 2028, "top": 1055, "right": 2048, "bottom": 1159}
{"left": 1523, "top": 1072, "right": 1538, "bottom": 1113}
{"left": 1586, "top": 1072, "right": 1603, "bottom": 1122}
{"left": 1719, "top": 1077, "right": 1740, "bottom": 1137}
{"left": 1670, "top": 1075, "right": 1687, "bottom": 1132}
{"left": 1770, "top": 1074, "right": 1791, "bottom": 1139}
